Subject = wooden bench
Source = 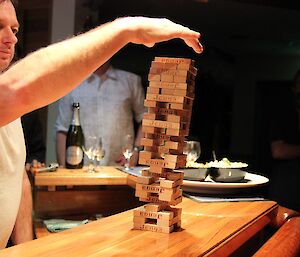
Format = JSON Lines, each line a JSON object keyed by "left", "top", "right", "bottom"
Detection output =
{"left": 32, "top": 167, "right": 141, "bottom": 238}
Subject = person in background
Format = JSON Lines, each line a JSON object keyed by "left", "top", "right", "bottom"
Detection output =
{"left": 268, "top": 70, "right": 300, "bottom": 212}
{"left": 0, "top": 0, "right": 203, "bottom": 249}
{"left": 55, "top": 60, "right": 145, "bottom": 167}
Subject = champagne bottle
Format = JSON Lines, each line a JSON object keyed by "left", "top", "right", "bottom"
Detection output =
{"left": 66, "top": 103, "right": 84, "bottom": 169}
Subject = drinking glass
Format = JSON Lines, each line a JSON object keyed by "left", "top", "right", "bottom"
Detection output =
{"left": 94, "top": 138, "right": 105, "bottom": 171}
{"left": 82, "top": 136, "right": 98, "bottom": 172}
{"left": 183, "top": 141, "right": 201, "bottom": 166}
{"left": 122, "top": 134, "right": 133, "bottom": 171}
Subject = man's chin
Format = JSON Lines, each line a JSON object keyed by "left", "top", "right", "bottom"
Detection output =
{"left": 0, "top": 58, "right": 12, "bottom": 72}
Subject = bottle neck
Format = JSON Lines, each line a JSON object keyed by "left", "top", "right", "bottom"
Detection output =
{"left": 71, "top": 107, "right": 81, "bottom": 126}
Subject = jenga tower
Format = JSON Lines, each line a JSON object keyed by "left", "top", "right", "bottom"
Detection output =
{"left": 133, "top": 57, "right": 197, "bottom": 233}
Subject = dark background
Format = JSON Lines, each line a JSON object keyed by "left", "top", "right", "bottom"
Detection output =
{"left": 16, "top": 0, "right": 300, "bottom": 175}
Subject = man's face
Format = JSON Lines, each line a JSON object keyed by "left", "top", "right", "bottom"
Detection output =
{"left": 0, "top": 0, "right": 19, "bottom": 72}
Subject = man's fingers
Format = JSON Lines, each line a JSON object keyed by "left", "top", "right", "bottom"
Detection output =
{"left": 183, "top": 38, "right": 204, "bottom": 54}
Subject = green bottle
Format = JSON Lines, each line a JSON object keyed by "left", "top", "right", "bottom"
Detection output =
{"left": 66, "top": 103, "right": 84, "bottom": 169}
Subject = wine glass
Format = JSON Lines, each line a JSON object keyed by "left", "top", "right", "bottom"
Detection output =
{"left": 82, "top": 136, "right": 98, "bottom": 172}
{"left": 122, "top": 134, "right": 133, "bottom": 171}
{"left": 94, "top": 138, "right": 105, "bottom": 171}
{"left": 183, "top": 141, "right": 201, "bottom": 167}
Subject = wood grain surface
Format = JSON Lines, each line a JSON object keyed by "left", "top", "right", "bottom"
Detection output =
{"left": 34, "top": 167, "right": 128, "bottom": 186}
{"left": 0, "top": 198, "right": 277, "bottom": 257}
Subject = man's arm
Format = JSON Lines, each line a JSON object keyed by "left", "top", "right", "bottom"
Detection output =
{"left": 10, "top": 170, "right": 33, "bottom": 244}
{"left": 130, "top": 124, "right": 143, "bottom": 167}
{"left": 0, "top": 17, "right": 202, "bottom": 126}
{"left": 271, "top": 140, "right": 300, "bottom": 160}
{"left": 56, "top": 131, "right": 67, "bottom": 167}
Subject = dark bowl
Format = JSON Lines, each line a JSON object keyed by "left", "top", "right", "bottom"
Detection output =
{"left": 208, "top": 167, "right": 246, "bottom": 182}
{"left": 183, "top": 168, "right": 208, "bottom": 181}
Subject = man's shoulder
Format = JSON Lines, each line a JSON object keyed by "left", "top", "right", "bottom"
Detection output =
{"left": 113, "top": 67, "right": 140, "bottom": 80}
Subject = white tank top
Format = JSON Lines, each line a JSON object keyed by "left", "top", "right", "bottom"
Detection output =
{"left": 0, "top": 118, "right": 26, "bottom": 249}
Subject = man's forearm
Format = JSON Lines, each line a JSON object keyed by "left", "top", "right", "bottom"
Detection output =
{"left": 0, "top": 20, "right": 128, "bottom": 126}
{"left": 56, "top": 132, "right": 67, "bottom": 166}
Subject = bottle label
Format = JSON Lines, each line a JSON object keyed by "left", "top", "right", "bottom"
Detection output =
{"left": 66, "top": 146, "right": 83, "bottom": 165}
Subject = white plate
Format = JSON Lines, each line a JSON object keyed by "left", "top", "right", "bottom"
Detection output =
{"left": 182, "top": 172, "right": 269, "bottom": 194}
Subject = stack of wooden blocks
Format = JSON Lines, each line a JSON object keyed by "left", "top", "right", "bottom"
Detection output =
{"left": 133, "top": 57, "right": 197, "bottom": 233}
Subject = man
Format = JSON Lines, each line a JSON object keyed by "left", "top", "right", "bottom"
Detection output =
{"left": 268, "top": 70, "right": 300, "bottom": 212}
{"left": 55, "top": 60, "right": 145, "bottom": 167}
{"left": 0, "top": 0, "right": 203, "bottom": 249}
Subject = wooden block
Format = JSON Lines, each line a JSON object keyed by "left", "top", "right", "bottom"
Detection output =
{"left": 143, "top": 112, "right": 157, "bottom": 120}
{"left": 146, "top": 94, "right": 186, "bottom": 104}
{"left": 133, "top": 208, "right": 174, "bottom": 221}
{"left": 177, "top": 62, "right": 193, "bottom": 70}
{"left": 166, "top": 114, "right": 184, "bottom": 123}
{"left": 164, "top": 171, "right": 184, "bottom": 181}
{"left": 143, "top": 133, "right": 183, "bottom": 142}
{"left": 133, "top": 222, "right": 174, "bottom": 233}
{"left": 142, "top": 126, "right": 166, "bottom": 134}
{"left": 166, "top": 128, "right": 186, "bottom": 137}
{"left": 164, "top": 141, "right": 184, "bottom": 151}
{"left": 160, "top": 88, "right": 174, "bottom": 95}
{"left": 144, "top": 203, "right": 168, "bottom": 212}
{"left": 159, "top": 187, "right": 182, "bottom": 202}
{"left": 136, "top": 183, "right": 161, "bottom": 194}
{"left": 150, "top": 69, "right": 190, "bottom": 77}
{"left": 148, "top": 74, "right": 160, "bottom": 82}
{"left": 149, "top": 108, "right": 191, "bottom": 119}
{"left": 154, "top": 57, "right": 193, "bottom": 65}
{"left": 133, "top": 216, "right": 146, "bottom": 225}
{"left": 160, "top": 74, "right": 173, "bottom": 82}
{"left": 149, "top": 165, "right": 170, "bottom": 174}
{"left": 173, "top": 72, "right": 195, "bottom": 83}
{"left": 175, "top": 82, "right": 192, "bottom": 90}
{"left": 136, "top": 175, "right": 156, "bottom": 185}
{"left": 147, "top": 87, "right": 160, "bottom": 94}
{"left": 157, "top": 212, "right": 181, "bottom": 227}
{"left": 160, "top": 88, "right": 195, "bottom": 98}
{"left": 173, "top": 74, "right": 188, "bottom": 83}
{"left": 141, "top": 169, "right": 150, "bottom": 176}
{"left": 149, "top": 81, "right": 176, "bottom": 89}
{"left": 142, "top": 158, "right": 183, "bottom": 170}
{"left": 140, "top": 195, "right": 182, "bottom": 206}
{"left": 175, "top": 90, "right": 195, "bottom": 98}
{"left": 159, "top": 178, "right": 183, "bottom": 189}
{"left": 164, "top": 154, "right": 186, "bottom": 164}
{"left": 150, "top": 61, "right": 165, "bottom": 69}
{"left": 140, "top": 138, "right": 154, "bottom": 147}
{"left": 142, "top": 119, "right": 181, "bottom": 130}
{"left": 143, "top": 113, "right": 167, "bottom": 121}
{"left": 133, "top": 207, "right": 164, "bottom": 219}
{"left": 144, "top": 100, "right": 158, "bottom": 108}
{"left": 139, "top": 151, "right": 159, "bottom": 160}
{"left": 163, "top": 63, "right": 178, "bottom": 70}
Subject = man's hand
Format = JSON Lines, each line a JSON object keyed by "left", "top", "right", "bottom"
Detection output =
{"left": 118, "top": 17, "right": 203, "bottom": 54}
{"left": 116, "top": 151, "right": 139, "bottom": 167}
{"left": 25, "top": 159, "right": 45, "bottom": 174}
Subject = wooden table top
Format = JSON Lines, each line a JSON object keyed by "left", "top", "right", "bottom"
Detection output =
{"left": 34, "top": 166, "right": 129, "bottom": 186}
{"left": 0, "top": 198, "right": 278, "bottom": 257}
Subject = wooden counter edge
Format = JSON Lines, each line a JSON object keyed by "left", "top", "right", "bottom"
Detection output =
{"left": 206, "top": 202, "right": 278, "bottom": 257}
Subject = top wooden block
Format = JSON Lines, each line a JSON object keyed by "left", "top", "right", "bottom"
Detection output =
{"left": 154, "top": 57, "right": 194, "bottom": 65}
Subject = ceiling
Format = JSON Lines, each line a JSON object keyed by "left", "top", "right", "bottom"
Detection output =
{"left": 86, "top": 0, "right": 300, "bottom": 57}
